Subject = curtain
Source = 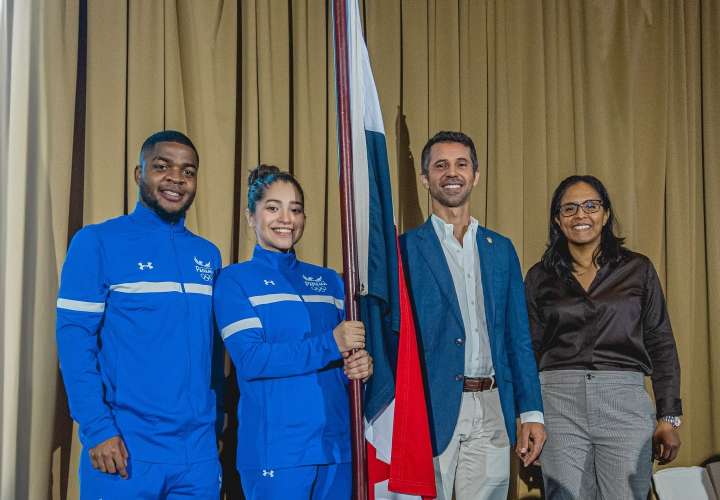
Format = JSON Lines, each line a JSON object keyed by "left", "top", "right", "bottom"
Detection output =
{"left": 1, "top": 0, "right": 80, "bottom": 498}
{"left": 1, "top": 1, "right": 717, "bottom": 498}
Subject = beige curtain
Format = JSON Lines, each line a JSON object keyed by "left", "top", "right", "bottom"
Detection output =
{"left": 701, "top": 0, "right": 720, "bottom": 454}
{"left": 1, "top": 0, "right": 717, "bottom": 498}
{"left": 1, "top": 0, "right": 79, "bottom": 498}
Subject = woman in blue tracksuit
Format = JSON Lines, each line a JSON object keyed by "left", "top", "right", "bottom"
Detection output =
{"left": 214, "top": 164, "right": 373, "bottom": 500}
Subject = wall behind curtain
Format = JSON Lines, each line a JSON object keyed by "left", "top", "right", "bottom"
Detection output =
{"left": 1, "top": 0, "right": 717, "bottom": 498}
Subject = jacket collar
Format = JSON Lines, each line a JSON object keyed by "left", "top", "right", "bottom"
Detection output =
{"left": 129, "top": 202, "right": 187, "bottom": 233}
{"left": 252, "top": 244, "right": 298, "bottom": 270}
{"left": 416, "top": 217, "right": 497, "bottom": 330}
{"left": 416, "top": 218, "right": 464, "bottom": 329}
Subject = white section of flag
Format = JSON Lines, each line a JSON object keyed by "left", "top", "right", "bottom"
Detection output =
{"left": 348, "top": 0, "right": 385, "bottom": 295}
{"left": 366, "top": 403, "right": 423, "bottom": 500}
{"left": 374, "top": 480, "right": 423, "bottom": 500}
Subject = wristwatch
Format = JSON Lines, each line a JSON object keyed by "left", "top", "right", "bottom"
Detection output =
{"left": 659, "top": 416, "right": 682, "bottom": 429}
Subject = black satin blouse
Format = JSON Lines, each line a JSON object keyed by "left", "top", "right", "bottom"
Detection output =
{"left": 524, "top": 251, "right": 682, "bottom": 418}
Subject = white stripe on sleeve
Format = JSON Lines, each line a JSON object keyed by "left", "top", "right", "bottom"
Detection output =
{"left": 56, "top": 298, "right": 106, "bottom": 313}
{"left": 221, "top": 317, "right": 263, "bottom": 340}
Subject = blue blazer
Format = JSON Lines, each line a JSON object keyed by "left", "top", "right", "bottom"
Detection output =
{"left": 400, "top": 218, "right": 542, "bottom": 455}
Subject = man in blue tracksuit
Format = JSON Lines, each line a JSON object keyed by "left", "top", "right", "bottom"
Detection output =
{"left": 56, "top": 130, "right": 222, "bottom": 499}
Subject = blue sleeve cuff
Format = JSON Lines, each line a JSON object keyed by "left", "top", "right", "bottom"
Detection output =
{"left": 323, "top": 328, "right": 342, "bottom": 359}
{"left": 82, "top": 419, "right": 121, "bottom": 450}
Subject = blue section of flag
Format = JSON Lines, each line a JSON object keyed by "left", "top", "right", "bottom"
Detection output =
{"left": 361, "top": 130, "right": 400, "bottom": 422}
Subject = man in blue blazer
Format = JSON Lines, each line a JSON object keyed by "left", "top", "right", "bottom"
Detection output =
{"left": 400, "top": 131, "right": 545, "bottom": 500}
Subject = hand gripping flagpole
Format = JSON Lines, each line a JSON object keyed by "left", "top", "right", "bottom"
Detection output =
{"left": 332, "top": 0, "right": 368, "bottom": 499}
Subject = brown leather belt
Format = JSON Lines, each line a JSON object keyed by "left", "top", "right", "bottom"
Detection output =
{"left": 463, "top": 376, "right": 496, "bottom": 392}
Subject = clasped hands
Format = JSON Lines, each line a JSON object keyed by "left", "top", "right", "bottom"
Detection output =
{"left": 333, "top": 320, "right": 373, "bottom": 381}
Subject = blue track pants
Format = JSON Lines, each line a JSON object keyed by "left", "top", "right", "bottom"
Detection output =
{"left": 240, "top": 463, "right": 351, "bottom": 500}
{"left": 80, "top": 452, "right": 221, "bottom": 499}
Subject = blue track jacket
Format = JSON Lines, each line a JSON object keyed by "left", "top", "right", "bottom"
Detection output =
{"left": 213, "top": 245, "right": 350, "bottom": 470}
{"left": 56, "top": 202, "right": 222, "bottom": 464}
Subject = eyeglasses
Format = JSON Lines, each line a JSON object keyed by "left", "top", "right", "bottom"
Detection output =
{"left": 558, "top": 199, "right": 604, "bottom": 217}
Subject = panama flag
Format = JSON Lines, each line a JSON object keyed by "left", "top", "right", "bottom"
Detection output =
{"left": 341, "top": 0, "right": 436, "bottom": 498}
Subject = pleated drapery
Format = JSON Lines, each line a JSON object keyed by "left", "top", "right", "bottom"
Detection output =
{"left": 1, "top": 1, "right": 718, "bottom": 499}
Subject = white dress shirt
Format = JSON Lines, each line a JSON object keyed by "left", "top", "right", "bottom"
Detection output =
{"left": 431, "top": 215, "right": 493, "bottom": 377}
{"left": 431, "top": 214, "right": 543, "bottom": 425}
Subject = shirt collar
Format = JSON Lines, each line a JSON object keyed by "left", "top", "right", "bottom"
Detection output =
{"left": 430, "top": 214, "right": 479, "bottom": 245}
{"left": 129, "top": 201, "right": 187, "bottom": 233}
{"left": 252, "top": 244, "right": 298, "bottom": 270}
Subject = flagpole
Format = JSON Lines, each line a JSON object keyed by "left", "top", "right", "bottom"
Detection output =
{"left": 332, "top": 0, "right": 368, "bottom": 499}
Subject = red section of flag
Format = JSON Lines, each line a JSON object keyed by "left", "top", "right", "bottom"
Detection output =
{"left": 389, "top": 243, "right": 436, "bottom": 498}
{"left": 367, "top": 238, "right": 436, "bottom": 499}
{"left": 367, "top": 441, "right": 390, "bottom": 500}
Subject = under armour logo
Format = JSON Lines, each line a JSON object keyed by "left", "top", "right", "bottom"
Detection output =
{"left": 262, "top": 469, "right": 275, "bottom": 478}
{"left": 264, "top": 280, "right": 275, "bottom": 286}
{"left": 138, "top": 262, "right": 154, "bottom": 271}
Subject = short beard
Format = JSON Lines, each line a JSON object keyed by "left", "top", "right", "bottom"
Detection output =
{"left": 138, "top": 179, "right": 194, "bottom": 223}
{"left": 429, "top": 185, "right": 473, "bottom": 208}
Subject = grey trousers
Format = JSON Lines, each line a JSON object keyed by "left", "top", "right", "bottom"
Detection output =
{"left": 539, "top": 370, "right": 656, "bottom": 500}
{"left": 433, "top": 389, "right": 510, "bottom": 500}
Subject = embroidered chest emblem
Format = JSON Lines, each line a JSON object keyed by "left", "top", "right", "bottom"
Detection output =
{"left": 303, "top": 274, "right": 328, "bottom": 292}
{"left": 194, "top": 257, "right": 213, "bottom": 282}
{"left": 138, "top": 261, "right": 153, "bottom": 271}
{"left": 264, "top": 279, "right": 275, "bottom": 286}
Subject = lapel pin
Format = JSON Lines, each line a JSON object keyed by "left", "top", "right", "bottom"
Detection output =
{"left": 486, "top": 236, "right": 493, "bottom": 244}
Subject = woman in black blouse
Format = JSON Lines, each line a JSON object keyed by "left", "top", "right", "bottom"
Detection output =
{"left": 525, "top": 175, "right": 681, "bottom": 500}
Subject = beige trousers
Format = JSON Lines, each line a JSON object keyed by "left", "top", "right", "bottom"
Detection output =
{"left": 433, "top": 389, "right": 510, "bottom": 500}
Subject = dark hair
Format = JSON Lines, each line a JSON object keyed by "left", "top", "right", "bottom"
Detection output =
{"left": 542, "top": 175, "right": 626, "bottom": 280}
{"left": 247, "top": 164, "right": 305, "bottom": 213}
{"left": 420, "top": 131, "right": 479, "bottom": 176}
{"left": 139, "top": 130, "right": 199, "bottom": 165}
